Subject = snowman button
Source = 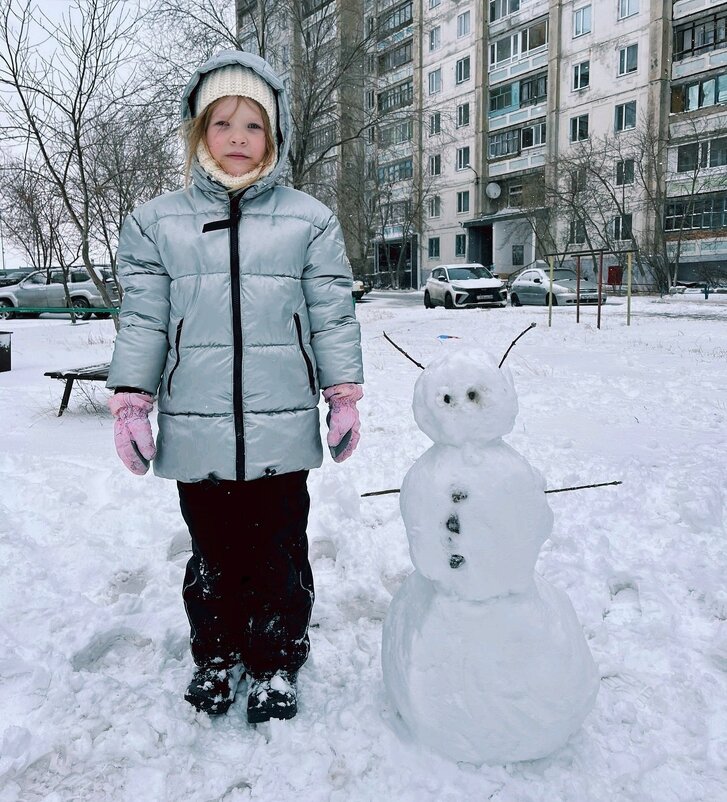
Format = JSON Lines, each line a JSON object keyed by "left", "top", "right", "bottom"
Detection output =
{"left": 446, "top": 514, "right": 460, "bottom": 534}
{"left": 449, "top": 554, "right": 465, "bottom": 569}
{"left": 451, "top": 490, "right": 468, "bottom": 503}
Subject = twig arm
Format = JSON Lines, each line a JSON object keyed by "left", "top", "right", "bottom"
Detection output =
{"left": 498, "top": 322, "right": 537, "bottom": 368}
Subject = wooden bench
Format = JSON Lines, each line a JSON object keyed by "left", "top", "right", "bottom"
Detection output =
{"left": 44, "top": 363, "right": 111, "bottom": 416}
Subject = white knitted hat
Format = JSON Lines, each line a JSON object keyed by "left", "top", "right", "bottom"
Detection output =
{"left": 194, "top": 64, "right": 277, "bottom": 135}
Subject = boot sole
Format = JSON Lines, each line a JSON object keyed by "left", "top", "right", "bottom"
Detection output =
{"left": 247, "top": 704, "right": 297, "bottom": 724}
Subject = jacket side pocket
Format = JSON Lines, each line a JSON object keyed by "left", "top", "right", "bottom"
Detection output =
{"left": 293, "top": 313, "right": 316, "bottom": 395}
{"left": 167, "top": 318, "right": 184, "bottom": 396}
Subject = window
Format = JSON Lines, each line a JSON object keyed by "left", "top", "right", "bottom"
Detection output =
{"left": 429, "top": 68, "right": 442, "bottom": 94}
{"left": 570, "top": 167, "right": 587, "bottom": 193}
{"left": 455, "top": 234, "right": 467, "bottom": 257}
{"left": 429, "top": 0, "right": 440, "bottom": 7}
{"left": 377, "top": 80, "right": 413, "bottom": 112}
{"left": 489, "top": 0, "right": 519, "bottom": 23}
{"left": 490, "top": 34, "right": 519, "bottom": 67}
{"left": 429, "top": 154, "right": 441, "bottom": 175}
{"left": 379, "top": 1, "right": 413, "bottom": 39}
{"left": 379, "top": 40, "right": 413, "bottom": 72}
{"left": 489, "top": 129, "right": 520, "bottom": 158}
{"left": 457, "top": 191, "right": 470, "bottom": 213}
{"left": 520, "top": 73, "right": 547, "bottom": 106}
{"left": 456, "top": 56, "right": 471, "bottom": 84}
{"left": 573, "top": 61, "right": 590, "bottom": 90}
{"left": 569, "top": 220, "right": 586, "bottom": 244}
{"left": 382, "top": 199, "right": 411, "bottom": 223}
{"left": 521, "top": 19, "right": 548, "bottom": 53}
{"left": 489, "top": 83, "right": 514, "bottom": 113}
{"left": 456, "top": 146, "right": 471, "bottom": 170}
{"left": 379, "top": 119, "right": 414, "bottom": 147}
{"left": 672, "top": 73, "right": 727, "bottom": 112}
{"left": 613, "top": 214, "right": 633, "bottom": 240}
{"left": 512, "top": 245, "right": 524, "bottom": 266}
{"left": 428, "top": 195, "right": 441, "bottom": 217}
{"left": 665, "top": 191, "right": 727, "bottom": 231}
{"left": 616, "top": 159, "right": 635, "bottom": 185}
{"left": 615, "top": 101, "right": 636, "bottom": 132}
{"left": 457, "top": 11, "right": 471, "bottom": 37}
{"left": 574, "top": 5, "right": 591, "bottom": 37}
{"left": 521, "top": 120, "right": 546, "bottom": 148}
{"left": 677, "top": 138, "right": 727, "bottom": 171}
{"left": 674, "top": 11, "right": 727, "bottom": 62}
{"left": 618, "top": 44, "right": 638, "bottom": 75}
{"left": 509, "top": 184, "right": 523, "bottom": 205}
{"left": 457, "top": 103, "right": 470, "bottom": 128}
{"left": 429, "top": 111, "right": 441, "bottom": 135}
{"left": 428, "top": 237, "right": 440, "bottom": 259}
{"left": 377, "top": 158, "right": 413, "bottom": 184}
{"left": 366, "top": 90, "right": 375, "bottom": 110}
{"left": 618, "top": 0, "right": 638, "bottom": 19}
{"left": 710, "top": 137, "right": 727, "bottom": 167}
{"left": 429, "top": 26, "right": 441, "bottom": 51}
{"left": 570, "top": 114, "right": 589, "bottom": 141}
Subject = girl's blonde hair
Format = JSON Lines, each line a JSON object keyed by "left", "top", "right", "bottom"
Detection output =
{"left": 183, "top": 96, "right": 277, "bottom": 185}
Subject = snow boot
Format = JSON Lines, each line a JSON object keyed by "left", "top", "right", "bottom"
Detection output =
{"left": 184, "top": 664, "right": 245, "bottom": 715}
{"left": 247, "top": 670, "right": 298, "bottom": 723}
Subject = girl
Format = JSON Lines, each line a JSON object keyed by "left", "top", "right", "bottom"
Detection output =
{"left": 106, "top": 50, "right": 364, "bottom": 723}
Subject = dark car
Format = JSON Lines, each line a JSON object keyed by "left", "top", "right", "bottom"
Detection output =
{"left": 0, "top": 268, "right": 34, "bottom": 287}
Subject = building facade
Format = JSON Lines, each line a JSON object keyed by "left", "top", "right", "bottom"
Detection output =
{"left": 237, "top": 0, "right": 727, "bottom": 289}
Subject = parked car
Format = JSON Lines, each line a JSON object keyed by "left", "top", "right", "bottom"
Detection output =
{"left": 0, "top": 268, "right": 120, "bottom": 320}
{"left": 509, "top": 266, "right": 601, "bottom": 306}
{"left": 0, "top": 268, "right": 34, "bottom": 287}
{"left": 352, "top": 278, "right": 372, "bottom": 301}
{"left": 424, "top": 264, "right": 507, "bottom": 309}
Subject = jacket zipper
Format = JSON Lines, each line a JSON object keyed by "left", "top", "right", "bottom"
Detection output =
{"left": 293, "top": 313, "right": 317, "bottom": 395}
{"left": 167, "top": 318, "right": 184, "bottom": 395}
{"left": 229, "top": 193, "right": 245, "bottom": 480}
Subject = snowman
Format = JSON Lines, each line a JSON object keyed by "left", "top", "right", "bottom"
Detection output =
{"left": 381, "top": 348, "right": 599, "bottom": 765}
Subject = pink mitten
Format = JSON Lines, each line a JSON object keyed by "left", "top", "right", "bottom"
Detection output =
{"left": 108, "top": 392, "right": 156, "bottom": 475}
{"left": 323, "top": 383, "right": 363, "bottom": 463}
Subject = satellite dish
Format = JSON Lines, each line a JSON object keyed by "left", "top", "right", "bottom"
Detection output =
{"left": 485, "top": 182, "right": 501, "bottom": 199}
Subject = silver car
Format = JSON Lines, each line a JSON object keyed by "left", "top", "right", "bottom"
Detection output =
{"left": 509, "top": 266, "right": 602, "bottom": 306}
{"left": 0, "top": 268, "right": 120, "bottom": 320}
{"left": 424, "top": 264, "right": 508, "bottom": 309}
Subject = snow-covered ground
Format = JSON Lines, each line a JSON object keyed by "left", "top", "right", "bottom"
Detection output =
{"left": 1, "top": 293, "right": 726, "bottom": 801}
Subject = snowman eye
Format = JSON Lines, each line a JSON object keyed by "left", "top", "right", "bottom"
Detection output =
{"left": 443, "top": 394, "right": 452, "bottom": 404}
{"left": 467, "top": 389, "right": 479, "bottom": 403}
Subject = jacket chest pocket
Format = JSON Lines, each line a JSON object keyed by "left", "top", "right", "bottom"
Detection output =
{"left": 167, "top": 318, "right": 184, "bottom": 395}
{"left": 293, "top": 313, "right": 316, "bottom": 395}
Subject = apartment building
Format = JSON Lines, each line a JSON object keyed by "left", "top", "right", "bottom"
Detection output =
{"left": 237, "top": 0, "right": 727, "bottom": 288}
{"left": 667, "top": 0, "right": 727, "bottom": 284}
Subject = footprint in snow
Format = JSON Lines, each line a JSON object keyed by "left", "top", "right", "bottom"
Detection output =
{"left": 71, "top": 628, "right": 152, "bottom": 672}
{"left": 603, "top": 577, "right": 642, "bottom": 623}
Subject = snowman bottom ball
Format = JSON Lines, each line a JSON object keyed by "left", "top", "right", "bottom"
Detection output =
{"left": 382, "top": 571, "right": 599, "bottom": 765}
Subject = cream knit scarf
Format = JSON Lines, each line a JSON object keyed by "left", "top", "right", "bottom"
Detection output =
{"left": 196, "top": 141, "right": 276, "bottom": 191}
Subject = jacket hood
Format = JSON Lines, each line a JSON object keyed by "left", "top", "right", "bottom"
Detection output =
{"left": 181, "top": 50, "right": 291, "bottom": 198}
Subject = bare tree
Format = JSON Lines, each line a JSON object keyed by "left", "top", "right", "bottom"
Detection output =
{"left": 0, "top": 157, "right": 69, "bottom": 270}
{"left": 0, "top": 0, "right": 152, "bottom": 325}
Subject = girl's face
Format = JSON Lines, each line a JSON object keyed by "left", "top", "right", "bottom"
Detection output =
{"left": 205, "top": 96, "right": 268, "bottom": 176}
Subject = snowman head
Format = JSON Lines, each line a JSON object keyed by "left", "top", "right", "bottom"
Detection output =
{"left": 413, "top": 349, "right": 518, "bottom": 446}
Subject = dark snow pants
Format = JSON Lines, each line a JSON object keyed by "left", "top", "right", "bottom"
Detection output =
{"left": 177, "top": 471, "right": 314, "bottom": 677}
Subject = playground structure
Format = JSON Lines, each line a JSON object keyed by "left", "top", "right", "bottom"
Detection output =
{"left": 544, "top": 249, "right": 636, "bottom": 329}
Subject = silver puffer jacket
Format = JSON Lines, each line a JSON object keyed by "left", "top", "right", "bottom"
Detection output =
{"left": 107, "top": 50, "right": 364, "bottom": 482}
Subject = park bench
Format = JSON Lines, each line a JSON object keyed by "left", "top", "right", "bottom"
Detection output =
{"left": 44, "top": 363, "right": 111, "bottom": 416}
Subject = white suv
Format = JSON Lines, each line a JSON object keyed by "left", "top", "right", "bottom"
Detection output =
{"left": 424, "top": 264, "right": 507, "bottom": 309}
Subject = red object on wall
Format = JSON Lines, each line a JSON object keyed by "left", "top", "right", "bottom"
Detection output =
{"left": 607, "top": 266, "right": 623, "bottom": 287}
